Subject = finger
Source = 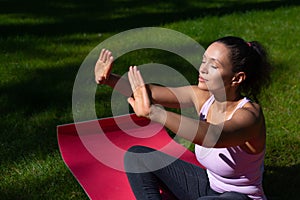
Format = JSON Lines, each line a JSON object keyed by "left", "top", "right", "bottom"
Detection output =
{"left": 136, "top": 70, "right": 149, "bottom": 106}
{"left": 108, "top": 55, "right": 114, "bottom": 64}
{"left": 99, "top": 49, "right": 106, "bottom": 61}
{"left": 131, "top": 66, "right": 144, "bottom": 88}
{"left": 131, "top": 66, "right": 140, "bottom": 88}
{"left": 128, "top": 66, "right": 135, "bottom": 91}
{"left": 136, "top": 69, "right": 145, "bottom": 87}
{"left": 104, "top": 56, "right": 113, "bottom": 78}
{"left": 131, "top": 66, "right": 138, "bottom": 89}
{"left": 127, "top": 97, "right": 135, "bottom": 107}
{"left": 130, "top": 66, "right": 138, "bottom": 84}
{"left": 95, "top": 76, "right": 103, "bottom": 84}
{"left": 100, "top": 49, "right": 111, "bottom": 62}
{"left": 105, "top": 50, "right": 112, "bottom": 63}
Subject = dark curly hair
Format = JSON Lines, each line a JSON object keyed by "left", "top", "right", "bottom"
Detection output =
{"left": 214, "top": 36, "right": 272, "bottom": 102}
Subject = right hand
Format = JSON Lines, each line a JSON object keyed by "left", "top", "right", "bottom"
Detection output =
{"left": 127, "top": 66, "right": 152, "bottom": 118}
{"left": 95, "top": 49, "right": 114, "bottom": 84}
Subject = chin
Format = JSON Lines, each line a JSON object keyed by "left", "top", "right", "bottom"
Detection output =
{"left": 197, "top": 83, "right": 209, "bottom": 90}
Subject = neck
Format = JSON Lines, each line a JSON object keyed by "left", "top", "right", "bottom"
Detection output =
{"left": 212, "top": 89, "right": 242, "bottom": 113}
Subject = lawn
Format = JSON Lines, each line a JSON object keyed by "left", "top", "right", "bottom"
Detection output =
{"left": 0, "top": 0, "right": 299, "bottom": 199}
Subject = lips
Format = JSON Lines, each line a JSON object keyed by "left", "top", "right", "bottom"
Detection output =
{"left": 198, "top": 76, "right": 207, "bottom": 82}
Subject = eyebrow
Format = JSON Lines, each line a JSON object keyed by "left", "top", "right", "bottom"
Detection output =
{"left": 203, "top": 54, "right": 225, "bottom": 67}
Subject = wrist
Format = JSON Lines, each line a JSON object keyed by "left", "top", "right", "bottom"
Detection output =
{"left": 103, "top": 73, "right": 118, "bottom": 87}
{"left": 149, "top": 105, "right": 166, "bottom": 124}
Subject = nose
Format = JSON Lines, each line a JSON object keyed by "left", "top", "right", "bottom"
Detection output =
{"left": 199, "top": 62, "right": 208, "bottom": 74}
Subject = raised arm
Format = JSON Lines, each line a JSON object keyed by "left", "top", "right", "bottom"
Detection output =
{"left": 94, "top": 49, "right": 132, "bottom": 96}
{"left": 148, "top": 84, "right": 208, "bottom": 109}
{"left": 95, "top": 49, "right": 204, "bottom": 108}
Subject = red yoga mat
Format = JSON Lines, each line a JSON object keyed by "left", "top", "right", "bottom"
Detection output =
{"left": 57, "top": 114, "right": 203, "bottom": 200}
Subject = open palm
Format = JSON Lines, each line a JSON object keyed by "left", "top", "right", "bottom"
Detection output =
{"left": 127, "top": 66, "right": 151, "bottom": 118}
{"left": 95, "top": 49, "right": 113, "bottom": 84}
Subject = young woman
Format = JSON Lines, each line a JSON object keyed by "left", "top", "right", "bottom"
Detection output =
{"left": 95, "top": 36, "right": 271, "bottom": 200}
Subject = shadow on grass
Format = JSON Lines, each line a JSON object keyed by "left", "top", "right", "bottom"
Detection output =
{"left": 0, "top": 163, "right": 88, "bottom": 200}
{"left": 0, "top": 64, "right": 78, "bottom": 162}
{"left": 264, "top": 164, "right": 300, "bottom": 200}
{"left": 0, "top": 63, "right": 113, "bottom": 162}
{"left": 0, "top": 0, "right": 300, "bottom": 36}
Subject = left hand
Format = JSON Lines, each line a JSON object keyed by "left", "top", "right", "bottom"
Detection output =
{"left": 94, "top": 49, "right": 113, "bottom": 84}
{"left": 127, "top": 66, "right": 151, "bottom": 118}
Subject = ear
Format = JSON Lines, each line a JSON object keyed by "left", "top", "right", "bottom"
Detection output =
{"left": 231, "top": 72, "right": 246, "bottom": 87}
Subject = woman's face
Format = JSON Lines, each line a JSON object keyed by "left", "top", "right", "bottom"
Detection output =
{"left": 198, "top": 42, "right": 235, "bottom": 93}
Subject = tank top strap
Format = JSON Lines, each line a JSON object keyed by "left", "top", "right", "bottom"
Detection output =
{"left": 227, "top": 97, "right": 250, "bottom": 120}
{"left": 199, "top": 95, "right": 215, "bottom": 121}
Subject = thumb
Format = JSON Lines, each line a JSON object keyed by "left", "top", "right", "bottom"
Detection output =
{"left": 127, "top": 97, "right": 134, "bottom": 107}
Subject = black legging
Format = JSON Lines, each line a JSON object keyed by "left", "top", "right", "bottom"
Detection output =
{"left": 124, "top": 145, "right": 251, "bottom": 200}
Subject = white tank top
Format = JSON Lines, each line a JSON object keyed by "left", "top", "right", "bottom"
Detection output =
{"left": 195, "top": 95, "right": 267, "bottom": 200}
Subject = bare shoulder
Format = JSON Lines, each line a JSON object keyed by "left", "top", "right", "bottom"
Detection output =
{"left": 241, "top": 101, "right": 263, "bottom": 119}
{"left": 221, "top": 100, "right": 266, "bottom": 152}
{"left": 230, "top": 100, "right": 265, "bottom": 134}
{"left": 229, "top": 101, "right": 263, "bottom": 126}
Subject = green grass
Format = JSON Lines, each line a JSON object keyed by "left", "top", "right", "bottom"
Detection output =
{"left": 1, "top": 0, "right": 299, "bottom": 199}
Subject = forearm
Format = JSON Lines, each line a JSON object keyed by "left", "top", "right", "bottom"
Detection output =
{"left": 104, "top": 74, "right": 180, "bottom": 107}
{"left": 150, "top": 105, "right": 221, "bottom": 147}
{"left": 148, "top": 85, "right": 197, "bottom": 108}
{"left": 101, "top": 73, "right": 133, "bottom": 97}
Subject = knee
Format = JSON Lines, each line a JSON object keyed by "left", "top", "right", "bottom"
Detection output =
{"left": 127, "top": 145, "right": 155, "bottom": 153}
{"left": 124, "top": 145, "right": 154, "bottom": 171}
{"left": 219, "top": 191, "right": 250, "bottom": 200}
